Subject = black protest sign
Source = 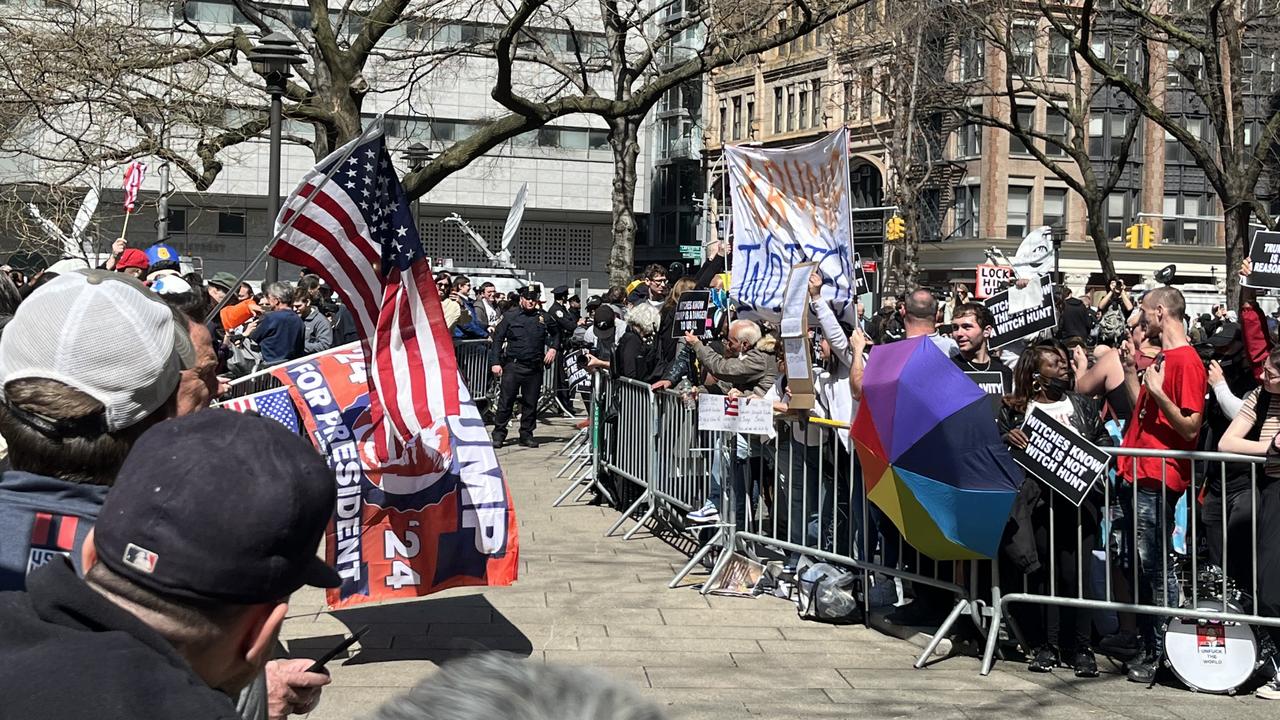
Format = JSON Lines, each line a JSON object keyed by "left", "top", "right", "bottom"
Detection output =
{"left": 984, "top": 274, "right": 1057, "bottom": 349}
{"left": 853, "top": 254, "right": 870, "bottom": 294}
{"left": 1008, "top": 406, "right": 1110, "bottom": 507}
{"left": 965, "top": 371, "right": 1007, "bottom": 396}
{"left": 563, "top": 348, "right": 592, "bottom": 391}
{"left": 1244, "top": 230, "right": 1280, "bottom": 290}
{"left": 671, "top": 290, "right": 714, "bottom": 339}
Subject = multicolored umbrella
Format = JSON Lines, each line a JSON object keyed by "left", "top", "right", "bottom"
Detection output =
{"left": 852, "top": 336, "right": 1023, "bottom": 560}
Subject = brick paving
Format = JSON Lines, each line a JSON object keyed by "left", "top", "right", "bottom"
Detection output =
{"left": 283, "top": 417, "right": 1276, "bottom": 719}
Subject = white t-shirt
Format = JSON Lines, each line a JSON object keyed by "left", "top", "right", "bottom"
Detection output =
{"left": 1029, "top": 397, "right": 1075, "bottom": 429}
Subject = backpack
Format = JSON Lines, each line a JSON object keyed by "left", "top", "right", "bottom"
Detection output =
{"left": 1097, "top": 303, "right": 1127, "bottom": 344}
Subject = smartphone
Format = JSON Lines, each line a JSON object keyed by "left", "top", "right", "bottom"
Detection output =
{"left": 305, "top": 625, "right": 370, "bottom": 673}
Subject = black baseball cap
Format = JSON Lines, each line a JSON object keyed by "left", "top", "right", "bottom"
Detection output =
{"left": 94, "top": 410, "right": 341, "bottom": 604}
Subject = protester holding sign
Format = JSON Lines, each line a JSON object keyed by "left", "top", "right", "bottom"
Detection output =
{"left": 950, "top": 302, "right": 1011, "bottom": 395}
{"left": 999, "top": 340, "right": 1111, "bottom": 679}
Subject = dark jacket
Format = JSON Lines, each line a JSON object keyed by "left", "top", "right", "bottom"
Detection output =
{"left": 1058, "top": 297, "right": 1094, "bottom": 341}
{"left": 250, "top": 309, "right": 304, "bottom": 365}
{"left": 614, "top": 330, "right": 660, "bottom": 383}
{"left": 0, "top": 558, "right": 240, "bottom": 719}
{"left": 488, "top": 308, "right": 557, "bottom": 366}
{"left": 998, "top": 392, "right": 1111, "bottom": 573}
{"left": 0, "top": 470, "right": 106, "bottom": 592}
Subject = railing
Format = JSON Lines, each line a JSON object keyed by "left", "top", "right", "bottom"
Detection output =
{"left": 569, "top": 380, "right": 1280, "bottom": 690}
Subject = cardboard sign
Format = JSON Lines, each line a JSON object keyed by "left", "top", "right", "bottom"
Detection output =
{"left": 697, "top": 394, "right": 774, "bottom": 435}
{"left": 671, "top": 290, "right": 715, "bottom": 339}
{"left": 976, "top": 264, "right": 1017, "bottom": 299}
{"left": 984, "top": 274, "right": 1057, "bottom": 349}
{"left": 563, "top": 348, "right": 592, "bottom": 391}
{"left": 965, "top": 370, "right": 1007, "bottom": 396}
{"left": 780, "top": 263, "right": 817, "bottom": 410}
{"left": 1244, "top": 229, "right": 1280, "bottom": 290}
{"left": 1008, "top": 406, "right": 1110, "bottom": 507}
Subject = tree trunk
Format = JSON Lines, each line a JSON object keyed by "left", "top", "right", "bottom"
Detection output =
{"left": 606, "top": 116, "right": 642, "bottom": 287}
{"left": 1084, "top": 197, "right": 1117, "bottom": 281}
{"left": 1225, "top": 201, "right": 1249, "bottom": 310}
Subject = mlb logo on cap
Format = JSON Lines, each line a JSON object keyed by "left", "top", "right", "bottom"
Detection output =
{"left": 123, "top": 543, "right": 158, "bottom": 574}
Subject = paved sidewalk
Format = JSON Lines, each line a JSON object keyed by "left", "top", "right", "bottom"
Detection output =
{"left": 283, "top": 418, "right": 1277, "bottom": 719}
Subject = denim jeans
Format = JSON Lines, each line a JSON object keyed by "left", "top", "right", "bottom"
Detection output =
{"left": 1116, "top": 483, "right": 1181, "bottom": 650}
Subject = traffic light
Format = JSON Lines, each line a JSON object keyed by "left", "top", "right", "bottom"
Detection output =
{"left": 886, "top": 215, "right": 906, "bottom": 241}
{"left": 1124, "top": 223, "right": 1155, "bottom": 249}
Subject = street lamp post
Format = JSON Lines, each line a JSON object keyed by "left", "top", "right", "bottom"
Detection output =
{"left": 248, "top": 32, "right": 305, "bottom": 284}
{"left": 1050, "top": 224, "right": 1067, "bottom": 284}
{"left": 403, "top": 142, "right": 432, "bottom": 237}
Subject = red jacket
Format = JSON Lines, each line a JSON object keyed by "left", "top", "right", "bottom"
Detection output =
{"left": 1240, "top": 299, "right": 1273, "bottom": 381}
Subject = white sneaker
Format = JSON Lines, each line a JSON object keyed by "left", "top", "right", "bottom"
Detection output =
{"left": 1257, "top": 673, "right": 1280, "bottom": 700}
{"left": 687, "top": 501, "right": 720, "bottom": 524}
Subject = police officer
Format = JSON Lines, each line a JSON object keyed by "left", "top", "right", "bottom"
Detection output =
{"left": 546, "top": 285, "right": 579, "bottom": 413}
{"left": 489, "top": 287, "right": 558, "bottom": 448}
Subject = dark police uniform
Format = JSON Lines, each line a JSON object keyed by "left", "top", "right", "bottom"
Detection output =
{"left": 546, "top": 286, "right": 579, "bottom": 412}
{"left": 489, "top": 298, "right": 558, "bottom": 447}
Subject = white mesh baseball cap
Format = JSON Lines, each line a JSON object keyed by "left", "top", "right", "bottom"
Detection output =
{"left": 0, "top": 269, "right": 193, "bottom": 432}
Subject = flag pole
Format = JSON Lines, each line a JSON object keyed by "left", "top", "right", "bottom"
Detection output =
{"left": 121, "top": 210, "right": 132, "bottom": 238}
{"left": 202, "top": 118, "right": 387, "bottom": 325}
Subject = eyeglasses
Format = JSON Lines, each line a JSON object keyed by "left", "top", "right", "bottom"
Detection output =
{"left": 651, "top": 277, "right": 668, "bottom": 285}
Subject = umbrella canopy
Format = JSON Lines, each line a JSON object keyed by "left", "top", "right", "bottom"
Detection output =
{"left": 852, "top": 336, "right": 1023, "bottom": 560}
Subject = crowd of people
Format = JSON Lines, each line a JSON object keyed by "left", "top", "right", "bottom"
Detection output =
{"left": 0, "top": 244, "right": 671, "bottom": 719}
{"left": 565, "top": 240, "right": 1280, "bottom": 696}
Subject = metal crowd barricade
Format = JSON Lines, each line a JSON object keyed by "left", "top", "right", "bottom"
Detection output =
{"left": 221, "top": 370, "right": 284, "bottom": 400}
{"left": 984, "top": 446, "right": 1280, "bottom": 684}
{"left": 649, "top": 389, "right": 711, "bottom": 515}
{"left": 553, "top": 372, "right": 615, "bottom": 507}
{"left": 663, "top": 413, "right": 995, "bottom": 670}
{"left": 454, "top": 339, "right": 493, "bottom": 400}
{"left": 599, "top": 377, "right": 660, "bottom": 539}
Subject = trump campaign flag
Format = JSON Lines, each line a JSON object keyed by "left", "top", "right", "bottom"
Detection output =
{"left": 270, "top": 346, "right": 517, "bottom": 606}
{"left": 726, "top": 129, "right": 854, "bottom": 320}
{"left": 265, "top": 119, "right": 518, "bottom": 607}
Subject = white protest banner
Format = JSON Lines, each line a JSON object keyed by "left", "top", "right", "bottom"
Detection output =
{"left": 697, "top": 394, "right": 774, "bottom": 435}
{"left": 726, "top": 129, "right": 854, "bottom": 321}
{"left": 975, "top": 264, "right": 1016, "bottom": 299}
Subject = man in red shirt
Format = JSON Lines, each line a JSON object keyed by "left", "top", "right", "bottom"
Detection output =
{"left": 1113, "top": 286, "right": 1206, "bottom": 683}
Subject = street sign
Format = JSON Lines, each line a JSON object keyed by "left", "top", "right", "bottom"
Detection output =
{"left": 861, "top": 259, "right": 878, "bottom": 272}
{"left": 679, "top": 245, "right": 701, "bottom": 260}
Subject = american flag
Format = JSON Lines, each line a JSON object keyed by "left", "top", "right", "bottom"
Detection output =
{"left": 268, "top": 120, "right": 458, "bottom": 454}
{"left": 216, "top": 387, "right": 300, "bottom": 433}
{"left": 122, "top": 161, "right": 146, "bottom": 214}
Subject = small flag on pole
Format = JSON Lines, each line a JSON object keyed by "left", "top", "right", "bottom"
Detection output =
{"left": 122, "top": 161, "right": 147, "bottom": 214}
{"left": 215, "top": 387, "right": 300, "bottom": 433}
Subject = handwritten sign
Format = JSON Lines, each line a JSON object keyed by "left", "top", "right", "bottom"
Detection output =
{"left": 1244, "top": 229, "right": 1280, "bottom": 290}
{"left": 671, "top": 290, "right": 714, "bottom": 339}
{"left": 726, "top": 129, "right": 855, "bottom": 321}
{"left": 984, "top": 274, "right": 1057, "bottom": 349}
{"left": 1008, "top": 407, "right": 1109, "bottom": 506}
{"left": 697, "top": 394, "right": 774, "bottom": 435}
{"left": 975, "top": 264, "right": 1016, "bottom": 299}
